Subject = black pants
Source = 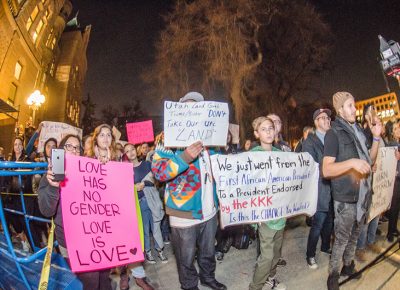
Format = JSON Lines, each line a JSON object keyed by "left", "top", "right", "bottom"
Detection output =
{"left": 388, "top": 177, "right": 400, "bottom": 237}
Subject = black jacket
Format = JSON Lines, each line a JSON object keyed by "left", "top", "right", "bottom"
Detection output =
{"left": 302, "top": 133, "right": 331, "bottom": 212}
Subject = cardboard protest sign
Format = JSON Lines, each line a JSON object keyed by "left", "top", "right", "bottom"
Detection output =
{"left": 211, "top": 151, "right": 319, "bottom": 228}
{"left": 126, "top": 120, "right": 154, "bottom": 145}
{"left": 229, "top": 124, "right": 240, "bottom": 144}
{"left": 164, "top": 101, "right": 229, "bottom": 147}
{"left": 368, "top": 147, "right": 397, "bottom": 222}
{"left": 60, "top": 155, "right": 143, "bottom": 272}
{"left": 38, "top": 121, "right": 82, "bottom": 152}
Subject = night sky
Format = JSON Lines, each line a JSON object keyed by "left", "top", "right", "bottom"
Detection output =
{"left": 73, "top": 0, "right": 400, "bottom": 116}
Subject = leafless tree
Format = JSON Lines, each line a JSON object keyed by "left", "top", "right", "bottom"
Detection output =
{"left": 148, "top": 0, "right": 332, "bottom": 139}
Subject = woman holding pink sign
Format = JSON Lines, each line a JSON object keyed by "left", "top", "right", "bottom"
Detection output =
{"left": 38, "top": 134, "right": 112, "bottom": 290}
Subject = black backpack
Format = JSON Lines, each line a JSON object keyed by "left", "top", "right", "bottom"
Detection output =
{"left": 232, "top": 225, "right": 254, "bottom": 250}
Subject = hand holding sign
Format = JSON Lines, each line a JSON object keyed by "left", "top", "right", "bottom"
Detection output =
{"left": 182, "top": 141, "right": 203, "bottom": 163}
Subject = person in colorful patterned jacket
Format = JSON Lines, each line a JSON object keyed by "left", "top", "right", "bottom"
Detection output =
{"left": 151, "top": 92, "right": 227, "bottom": 290}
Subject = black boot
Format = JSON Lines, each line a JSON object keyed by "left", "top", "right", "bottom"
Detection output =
{"left": 340, "top": 260, "right": 362, "bottom": 279}
{"left": 327, "top": 272, "right": 339, "bottom": 290}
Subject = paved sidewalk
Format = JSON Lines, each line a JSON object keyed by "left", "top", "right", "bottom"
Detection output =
{"left": 112, "top": 217, "right": 400, "bottom": 290}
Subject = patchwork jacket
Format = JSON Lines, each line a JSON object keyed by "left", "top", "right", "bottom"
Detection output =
{"left": 151, "top": 144, "right": 218, "bottom": 220}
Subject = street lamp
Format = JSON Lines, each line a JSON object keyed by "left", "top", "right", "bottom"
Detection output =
{"left": 27, "top": 90, "right": 45, "bottom": 125}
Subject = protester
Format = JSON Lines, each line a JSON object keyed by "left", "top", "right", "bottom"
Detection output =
{"left": 265, "top": 113, "right": 289, "bottom": 267}
{"left": 152, "top": 92, "right": 226, "bottom": 290}
{"left": 4, "top": 137, "right": 34, "bottom": 252}
{"left": 303, "top": 109, "right": 333, "bottom": 269}
{"left": 323, "top": 92, "right": 382, "bottom": 290}
{"left": 139, "top": 142, "right": 151, "bottom": 161}
{"left": 386, "top": 119, "right": 400, "bottom": 242}
{"left": 38, "top": 134, "right": 112, "bottom": 289}
{"left": 295, "top": 126, "right": 314, "bottom": 153}
{"left": 355, "top": 105, "right": 384, "bottom": 262}
{"left": 249, "top": 116, "right": 286, "bottom": 290}
{"left": 243, "top": 139, "right": 252, "bottom": 151}
{"left": 82, "top": 135, "right": 92, "bottom": 156}
{"left": 124, "top": 143, "right": 167, "bottom": 264}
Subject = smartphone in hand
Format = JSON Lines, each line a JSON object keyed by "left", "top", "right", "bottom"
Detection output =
{"left": 51, "top": 149, "right": 65, "bottom": 181}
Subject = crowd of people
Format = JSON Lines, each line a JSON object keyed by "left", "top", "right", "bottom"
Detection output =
{"left": 0, "top": 90, "right": 399, "bottom": 290}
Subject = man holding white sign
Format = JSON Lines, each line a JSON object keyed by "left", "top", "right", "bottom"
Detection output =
{"left": 152, "top": 92, "right": 227, "bottom": 290}
{"left": 211, "top": 116, "right": 319, "bottom": 290}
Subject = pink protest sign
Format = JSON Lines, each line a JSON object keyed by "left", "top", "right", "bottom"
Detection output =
{"left": 60, "top": 155, "right": 143, "bottom": 272}
{"left": 126, "top": 120, "right": 154, "bottom": 145}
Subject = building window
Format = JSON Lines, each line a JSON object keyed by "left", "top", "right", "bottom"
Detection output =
{"left": 14, "top": 62, "right": 22, "bottom": 80}
{"left": 32, "top": 18, "right": 45, "bottom": 43}
{"left": 8, "top": 83, "right": 17, "bottom": 104}
{"left": 26, "top": 6, "right": 39, "bottom": 31}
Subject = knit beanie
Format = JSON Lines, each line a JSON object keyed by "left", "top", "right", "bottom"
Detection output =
{"left": 332, "top": 92, "right": 354, "bottom": 112}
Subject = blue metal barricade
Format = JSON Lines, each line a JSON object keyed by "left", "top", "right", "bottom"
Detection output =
{"left": 0, "top": 161, "right": 82, "bottom": 290}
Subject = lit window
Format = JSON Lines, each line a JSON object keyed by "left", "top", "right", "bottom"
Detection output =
{"left": 26, "top": 6, "right": 39, "bottom": 31}
{"left": 8, "top": 83, "right": 17, "bottom": 103}
{"left": 14, "top": 62, "right": 22, "bottom": 80}
{"left": 32, "top": 19, "right": 45, "bottom": 43}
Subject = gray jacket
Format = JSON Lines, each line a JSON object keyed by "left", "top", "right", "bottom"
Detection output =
{"left": 302, "top": 133, "right": 332, "bottom": 212}
{"left": 37, "top": 175, "right": 66, "bottom": 248}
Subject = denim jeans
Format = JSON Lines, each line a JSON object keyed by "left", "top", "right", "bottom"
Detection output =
{"left": 357, "top": 215, "right": 379, "bottom": 249}
{"left": 388, "top": 177, "right": 400, "bottom": 236}
{"left": 131, "top": 264, "right": 146, "bottom": 279}
{"left": 171, "top": 214, "right": 218, "bottom": 290}
{"left": 329, "top": 201, "right": 363, "bottom": 274}
{"left": 140, "top": 197, "right": 163, "bottom": 252}
{"left": 306, "top": 210, "right": 333, "bottom": 258}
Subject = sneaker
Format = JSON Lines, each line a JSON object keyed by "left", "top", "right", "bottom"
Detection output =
{"left": 145, "top": 251, "right": 156, "bottom": 264}
{"left": 276, "top": 258, "right": 286, "bottom": 267}
{"left": 387, "top": 235, "right": 395, "bottom": 243}
{"left": 321, "top": 248, "right": 332, "bottom": 255}
{"left": 163, "top": 237, "right": 171, "bottom": 245}
{"left": 355, "top": 249, "right": 367, "bottom": 262}
{"left": 266, "top": 276, "right": 286, "bottom": 290}
{"left": 21, "top": 240, "right": 31, "bottom": 253}
{"left": 157, "top": 249, "right": 168, "bottom": 263}
{"left": 367, "top": 243, "right": 381, "bottom": 254}
{"left": 340, "top": 261, "right": 361, "bottom": 279}
{"left": 306, "top": 257, "right": 318, "bottom": 269}
{"left": 327, "top": 272, "right": 339, "bottom": 290}
{"left": 215, "top": 251, "right": 224, "bottom": 261}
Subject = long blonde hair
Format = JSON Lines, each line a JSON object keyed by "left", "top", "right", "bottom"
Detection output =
{"left": 87, "top": 124, "right": 118, "bottom": 161}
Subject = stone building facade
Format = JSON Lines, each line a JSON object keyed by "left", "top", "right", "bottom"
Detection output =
{"left": 0, "top": 0, "right": 90, "bottom": 154}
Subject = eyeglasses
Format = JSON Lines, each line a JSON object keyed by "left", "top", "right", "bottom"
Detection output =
{"left": 317, "top": 116, "right": 331, "bottom": 121}
{"left": 64, "top": 144, "right": 81, "bottom": 153}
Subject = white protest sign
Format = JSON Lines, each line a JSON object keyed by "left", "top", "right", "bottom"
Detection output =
{"left": 211, "top": 151, "right": 319, "bottom": 228}
{"left": 368, "top": 146, "right": 397, "bottom": 222}
{"left": 164, "top": 101, "right": 229, "bottom": 147}
{"left": 38, "top": 121, "right": 82, "bottom": 152}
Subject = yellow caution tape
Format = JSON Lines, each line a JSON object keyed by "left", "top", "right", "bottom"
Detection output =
{"left": 0, "top": 192, "right": 38, "bottom": 196}
{"left": 38, "top": 219, "right": 55, "bottom": 290}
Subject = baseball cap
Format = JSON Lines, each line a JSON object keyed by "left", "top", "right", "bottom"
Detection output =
{"left": 313, "top": 108, "right": 332, "bottom": 121}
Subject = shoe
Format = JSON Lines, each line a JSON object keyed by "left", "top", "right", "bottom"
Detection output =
{"left": 157, "top": 249, "right": 168, "bottom": 263}
{"left": 200, "top": 280, "right": 227, "bottom": 290}
{"left": 387, "top": 235, "right": 394, "bottom": 243}
{"left": 215, "top": 251, "right": 224, "bottom": 261}
{"left": 265, "top": 276, "right": 286, "bottom": 290}
{"left": 135, "top": 277, "right": 154, "bottom": 290}
{"left": 306, "top": 257, "right": 318, "bottom": 269}
{"left": 277, "top": 257, "right": 286, "bottom": 267}
{"left": 145, "top": 250, "right": 156, "bottom": 264}
{"left": 163, "top": 236, "right": 171, "bottom": 245}
{"left": 355, "top": 249, "right": 367, "bottom": 262}
{"left": 321, "top": 248, "right": 332, "bottom": 255}
{"left": 367, "top": 243, "right": 381, "bottom": 254}
{"left": 327, "top": 272, "right": 339, "bottom": 290}
{"left": 119, "top": 273, "right": 130, "bottom": 290}
{"left": 21, "top": 240, "right": 31, "bottom": 253}
{"left": 393, "top": 229, "right": 400, "bottom": 237}
{"left": 379, "top": 216, "right": 388, "bottom": 223}
{"left": 340, "top": 261, "right": 361, "bottom": 278}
